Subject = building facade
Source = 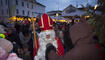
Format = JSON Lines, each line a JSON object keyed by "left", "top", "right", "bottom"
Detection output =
{"left": 62, "top": 5, "right": 87, "bottom": 18}
{"left": 0, "top": 0, "right": 9, "bottom": 23}
{"left": 0, "top": 0, "right": 45, "bottom": 23}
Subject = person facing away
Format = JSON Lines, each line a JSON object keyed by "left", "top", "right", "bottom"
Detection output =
{"left": 46, "top": 23, "right": 100, "bottom": 60}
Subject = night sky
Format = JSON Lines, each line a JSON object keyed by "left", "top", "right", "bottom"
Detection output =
{"left": 36, "top": 0, "right": 97, "bottom": 12}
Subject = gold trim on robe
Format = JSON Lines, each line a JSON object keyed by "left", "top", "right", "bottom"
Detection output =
{"left": 40, "top": 16, "right": 44, "bottom": 28}
{"left": 48, "top": 16, "right": 53, "bottom": 27}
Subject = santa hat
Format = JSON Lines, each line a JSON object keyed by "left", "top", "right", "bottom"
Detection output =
{"left": 0, "top": 38, "right": 13, "bottom": 53}
{"left": 38, "top": 13, "right": 53, "bottom": 31}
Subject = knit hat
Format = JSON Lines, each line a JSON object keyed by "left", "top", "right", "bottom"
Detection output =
{"left": 0, "top": 25, "right": 6, "bottom": 33}
{"left": 0, "top": 38, "right": 13, "bottom": 53}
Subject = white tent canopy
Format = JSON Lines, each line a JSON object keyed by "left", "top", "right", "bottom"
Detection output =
{"left": 62, "top": 10, "right": 87, "bottom": 16}
{"left": 50, "top": 16, "right": 69, "bottom": 20}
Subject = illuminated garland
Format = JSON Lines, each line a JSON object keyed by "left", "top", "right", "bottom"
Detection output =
{"left": 8, "top": 16, "right": 36, "bottom": 22}
{"left": 8, "top": 16, "right": 90, "bottom": 23}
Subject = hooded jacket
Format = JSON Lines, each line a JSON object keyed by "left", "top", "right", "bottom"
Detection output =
{"left": 47, "top": 23, "right": 100, "bottom": 60}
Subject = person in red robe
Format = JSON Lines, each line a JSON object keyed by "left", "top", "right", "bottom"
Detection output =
{"left": 34, "top": 13, "right": 64, "bottom": 60}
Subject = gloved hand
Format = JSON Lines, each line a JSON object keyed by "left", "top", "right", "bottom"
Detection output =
{"left": 45, "top": 43, "right": 56, "bottom": 60}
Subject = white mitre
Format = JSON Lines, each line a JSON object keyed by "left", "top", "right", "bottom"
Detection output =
{"left": 35, "top": 30, "right": 58, "bottom": 60}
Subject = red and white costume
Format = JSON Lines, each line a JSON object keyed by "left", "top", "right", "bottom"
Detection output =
{"left": 34, "top": 13, "right": 64, "bottom": 60}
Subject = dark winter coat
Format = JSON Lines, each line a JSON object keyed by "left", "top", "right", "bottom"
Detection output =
{"left": 47, "top": 23, "right": 100, "bottom": 60}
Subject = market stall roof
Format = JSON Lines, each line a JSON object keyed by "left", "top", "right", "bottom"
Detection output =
{"left": 50, "top": 16, "right": 68, "bottom": 20}
{"left": 62, "top": 10, "right": 87, "bottom": 17}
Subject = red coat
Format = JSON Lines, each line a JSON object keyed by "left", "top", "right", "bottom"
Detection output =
{"left": 96, "top": 43, "right": 104, "bottom": 60}
{"left": 55, "top": 37, "right": 64, "bottom": 56}
{"left": 33, "top": 39, "right": 39, "bottom": 57}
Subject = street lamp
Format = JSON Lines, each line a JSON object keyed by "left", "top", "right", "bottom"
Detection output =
{"left": 56, "top": 13, "right": 59, "bottom": 23}
{"left": 56, "top": 13, "right": 59, "bottom": 17}
{"left": 94, "top": 4, "right": 98, "bottom": 14}
{"left": 94, "top": 4, "right": 98, "bottom": 10}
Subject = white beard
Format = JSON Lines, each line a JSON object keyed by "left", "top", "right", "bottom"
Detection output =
{"left": 34, "top": 30, "right": 58, "bottom": 60}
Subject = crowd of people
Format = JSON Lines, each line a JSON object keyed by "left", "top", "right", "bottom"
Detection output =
{"left": 0, "top": 13, "right": 105, "bottom": 60}
{"left": 0, "top": 21, "right": 33, "bottom": 60}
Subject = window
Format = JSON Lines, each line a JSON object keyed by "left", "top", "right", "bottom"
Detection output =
{"left": 6, "top": 0, "right": 8, "bottom": 5}
{"left": 22, "top": 10, "right": 24, "bottom": 15}
{"left": 28, "top": 11, "right": 29, "bottom": 16}
{"left": 27, "top": 3, "right": 29, "bottom": 8}
{"left": 16, "top": 9, "right": 19, "bottom": 14}
{"left": 1, "top": 0, "right": 3, "bottom": 6}
{"left": 22, "top": 2, "right": 24, "bottom": 7}
{"left": 7, "top": 9, "right": 8, "bottom": 14}
{"left": 32, "top": 12, "right": 34, "bottom": 16}
{"left": 2, "top": 10, "right": 3, "bottom": 15}
{"left": 16, "top": 0, "right": 18, "bottom": 5}
{"left": 32, "top": 4, "right": 33, "bottom": 9}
